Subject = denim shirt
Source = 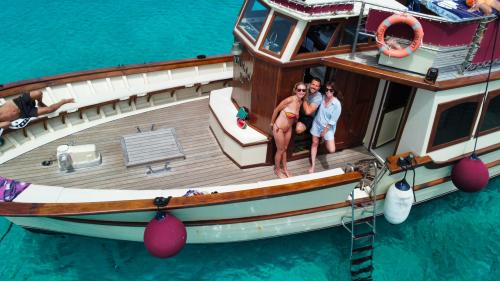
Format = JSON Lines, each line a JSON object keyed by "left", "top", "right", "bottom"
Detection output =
{"left": 313, "top": 96, "right": 341, "bottom": 133}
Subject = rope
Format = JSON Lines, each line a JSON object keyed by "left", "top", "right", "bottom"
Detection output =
{"left": 0, "top": 222, "right": 13, "bottom": 243}
{"left": 473, "top": 18, "right": 499, "bottom": 154}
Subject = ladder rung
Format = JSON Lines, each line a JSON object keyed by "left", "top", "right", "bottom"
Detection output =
{"left": 351, "top": 255, "right": 372, "bottom": 265}
{"left": 351, "top": 265, "right": 373, "bottom": 275}
{"left": 354, "top": 231, "right": 375, "bottom": 240}
{"left": 355, "top": 201, "right": 373, "bottom": 208}
{"left": 354, "top": 216, "right": 373, "bottom": 224}
{"left": 352, "top": 245, "right": 373, "bottom": 254}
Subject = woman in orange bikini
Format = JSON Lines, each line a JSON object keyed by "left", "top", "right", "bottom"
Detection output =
{"left": 270, "top": 82, "right": 306, "bottom": 178}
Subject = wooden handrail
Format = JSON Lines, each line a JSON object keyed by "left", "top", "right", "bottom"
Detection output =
{"left": 0, "top": 55, "right": 233, "bottom": 98}
{"left": 0, "top": 172, "right": 361, "bottom": 217}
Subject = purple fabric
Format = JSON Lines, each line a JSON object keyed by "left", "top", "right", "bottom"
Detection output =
{"left": 366, "top": 9, "right": 479, "bottom": 46}
{"left": 268, "top": 0, "right": 353, "bottom": 14}
{"left": 472, "top": 21, "right": 500, "bottom": 64}
{"left": 0, "top": 176, "right": 31, "bottom": 202}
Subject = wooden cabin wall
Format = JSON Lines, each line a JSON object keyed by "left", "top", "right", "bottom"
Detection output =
{"left": 333, "top": 70, "right": 379, "bottom": 150}
{"left": 249, "top": 58, "right": 281, "bottom": 133}
{"left": 232, "top": 49, "right": 254, "bottom": 109}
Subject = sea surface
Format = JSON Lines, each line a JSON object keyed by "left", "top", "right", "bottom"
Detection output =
{"left": 0, "top": 1, "right": 498, "bottom": 280}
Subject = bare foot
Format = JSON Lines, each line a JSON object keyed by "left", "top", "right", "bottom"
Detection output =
{"left": 308, "top": 166, "right": 315, "bottom": 174}
{"left": 283, "top": 169, "right": 292, "bottom": 177}
{"left": 274, "top": 168, "right": 286, "bottom": 179}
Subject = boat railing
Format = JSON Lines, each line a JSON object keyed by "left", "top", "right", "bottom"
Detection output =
{"left": 0, "top": 56, "right": 234, "bottom": 163}
{"left": 348, "top": 1, "right": 498, "bottom": 71}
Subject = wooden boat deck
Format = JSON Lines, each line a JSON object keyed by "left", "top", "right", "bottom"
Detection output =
{"left": 0, "top": 98, "right": 373, "bottom": 190}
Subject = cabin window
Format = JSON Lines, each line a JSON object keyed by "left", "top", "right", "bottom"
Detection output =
{"left": 260, "top": 13, "right": 296, "bottom": 56}
{"left": 428, "top": 95, "right": 482, "bottom": 152}
{"left": 478, "top": 90, "right": 500, "bottom": 135}
{"left": 297, "top": 23, "right": 340, "bottom": 54}
{"left": 336, "top": 19, "right": 369, "bottom": 46}
{"left": 238, "top": 0, "right": 270, "bottom": 42}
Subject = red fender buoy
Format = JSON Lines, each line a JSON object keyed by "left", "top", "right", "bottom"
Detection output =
{"left": 451, "top": 155, "right": 489, "bottom": 192}
{"left": 144, "top": 212, "right": 187, "bottom": 258}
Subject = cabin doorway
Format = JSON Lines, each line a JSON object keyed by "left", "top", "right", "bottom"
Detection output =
{"left": 292, "top": 67, "right": 379, "bottom": 157}
{"left": 371, "top": 81, "right": 414, "bottom": 159}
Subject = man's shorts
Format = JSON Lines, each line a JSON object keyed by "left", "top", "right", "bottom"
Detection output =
{"left": 13, "top": 92, "right": 38, "bottom": 118}
{"left": 298, "top": 115, "right": 314, "bottom": 131}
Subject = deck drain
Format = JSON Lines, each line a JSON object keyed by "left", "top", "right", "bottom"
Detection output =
{"left": 41, "top": 160, "right": 53, "bottom": 166}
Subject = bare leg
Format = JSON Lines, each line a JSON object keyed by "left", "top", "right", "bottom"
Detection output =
{"left": 29, "top": 90, "right": 47, "bottom": 107}
{"left": 282, "top": 128, "right": 293, "bottom": 177}
{"left": 273, "top": 126, "right": 286, "bottom": 179}
{"left": 309, "top": 136, "right": 320, "bottom": 173}
{"left": 37, "top": 98, "right": 75, "bottom": 116}
{"left": 295, "top": 122, "right": 306, "bottom": 134}
{"left": 0, "top": 121, "right": 10, "bottom": 130}
{"left": 325, "top": 139, "right": 336, "bottom": 154}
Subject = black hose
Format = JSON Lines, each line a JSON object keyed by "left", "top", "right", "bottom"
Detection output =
{"left": 473, "top": 18, "right": 499, "bottom": 153}
{"left": 0, "top": 222, "right": 13, "bottom": 243}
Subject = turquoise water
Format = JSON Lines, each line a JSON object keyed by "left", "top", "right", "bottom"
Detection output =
{"left": 0, "top": 1, "right": 499, "bottom": 280}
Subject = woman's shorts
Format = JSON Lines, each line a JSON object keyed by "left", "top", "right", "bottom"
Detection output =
{"left": 310, "top": 122, "right": 335, "bottom": 141}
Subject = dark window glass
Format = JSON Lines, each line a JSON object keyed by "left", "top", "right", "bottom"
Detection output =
{"left": 238, "top": 0, "right": 269, "bottom": 41}
{"left": 433, "top": 102, "right": 477, "bottom": 147}
{"left": 262, "top": 15, "right": 294, "bottom": 54}
{"left": 337, "top": 21, "right": 368, "bottom": 46}
{"left": 480, "top": 95, "right": 500, "bottom": 132}
{"left": 298, "top": 23, "right": 338, "bottom": 54}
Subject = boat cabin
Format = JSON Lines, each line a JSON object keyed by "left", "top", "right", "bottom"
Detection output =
{"left": 208, "top": 0, "right": 500, "bottom": 167}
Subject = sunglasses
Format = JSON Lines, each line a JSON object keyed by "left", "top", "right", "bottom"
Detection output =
{"left": 326, "top": 88, "right": 334, "bottom": 92}
{"left": 296, "top": 88, "right": 307, "bottom": 92}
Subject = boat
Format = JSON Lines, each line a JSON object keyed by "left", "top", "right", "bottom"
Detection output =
{"left": 0, "top": 0, "right": 498, "bottom": 275}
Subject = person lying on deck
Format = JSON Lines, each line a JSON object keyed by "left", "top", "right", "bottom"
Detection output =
{"left": 0, "top": 90, "right": 74, "bottom": 132}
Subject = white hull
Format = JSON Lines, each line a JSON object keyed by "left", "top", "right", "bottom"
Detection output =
{"left": 5, "top": 158, "right": 498, "bottom": 244}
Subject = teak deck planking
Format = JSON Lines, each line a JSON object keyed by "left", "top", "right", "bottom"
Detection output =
{"left": 0, "top": 98, "right": 372, "bottom": 190}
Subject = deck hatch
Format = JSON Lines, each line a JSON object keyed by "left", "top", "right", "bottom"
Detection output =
{"left": 120, "top": 128, "right": 185, "bottom": 167}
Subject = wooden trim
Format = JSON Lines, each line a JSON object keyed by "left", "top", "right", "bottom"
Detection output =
{"left": 0, "top": 172, "right": 362, "bottom": 217}
{"left": 235, "top": 0, "right": 271, "bottom": 45}
{"left": 477, "top": 89, "right": 500, "bottom": 137}
{"left": 322, "top": 57, "right": 442, "bottom": 91}
{"left": 235, "top": 31, "right": 377, "bottom": 67}
{"left": 47, "top": 165, "right": 499, "bottom": 228}
{"left": 209, "top": 126, "right": 271, "bottom": 169}
{"left": 208, "top": 105, "right": 270, "bottom": 147}
{"left": 427, "top": 94, "right": 483, "bottom": 153}
{"left": 386, "top": 152, "right": 433, "bottom": 174}
{"left": 258, "top": 12, "right": 297, "bottom": 59}
{"left": 321, "top": 57, "right": 500, "bottom": 92}
{"left": 425, "top": 142, "right": 500, "bottom": 169}
{"left": 0, "top": 55, "right": 233, "bottom": 98}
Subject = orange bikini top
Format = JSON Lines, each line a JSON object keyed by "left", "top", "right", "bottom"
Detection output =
{"left": 283, "top": 111, "right": 297, "bottom": 120}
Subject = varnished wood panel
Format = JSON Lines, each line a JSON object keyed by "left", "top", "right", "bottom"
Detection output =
{"left": 334, "top": 70, "right": 379, "bottom": 150}
{"left": 231, "top": 48, "right": 253, "bottom": 109}
{"left": 250, "top": 58, "right": 280, "bottom": 133}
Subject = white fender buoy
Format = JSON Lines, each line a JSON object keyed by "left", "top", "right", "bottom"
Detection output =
{"left": 384, "top": 179, "right": 414, "bottom": 224}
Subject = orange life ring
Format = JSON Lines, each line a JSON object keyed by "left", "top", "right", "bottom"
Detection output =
{"left": 376, "top": 14, "right": 424, "bottom": 59}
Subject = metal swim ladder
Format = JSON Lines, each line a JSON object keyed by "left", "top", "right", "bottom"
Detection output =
{"left": 341, "top": 161, "right": 387, "bottom": 281}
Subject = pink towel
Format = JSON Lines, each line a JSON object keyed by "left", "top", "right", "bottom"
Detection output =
{"left": 0, "top": 176, "right": 31, "bottom": 202}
